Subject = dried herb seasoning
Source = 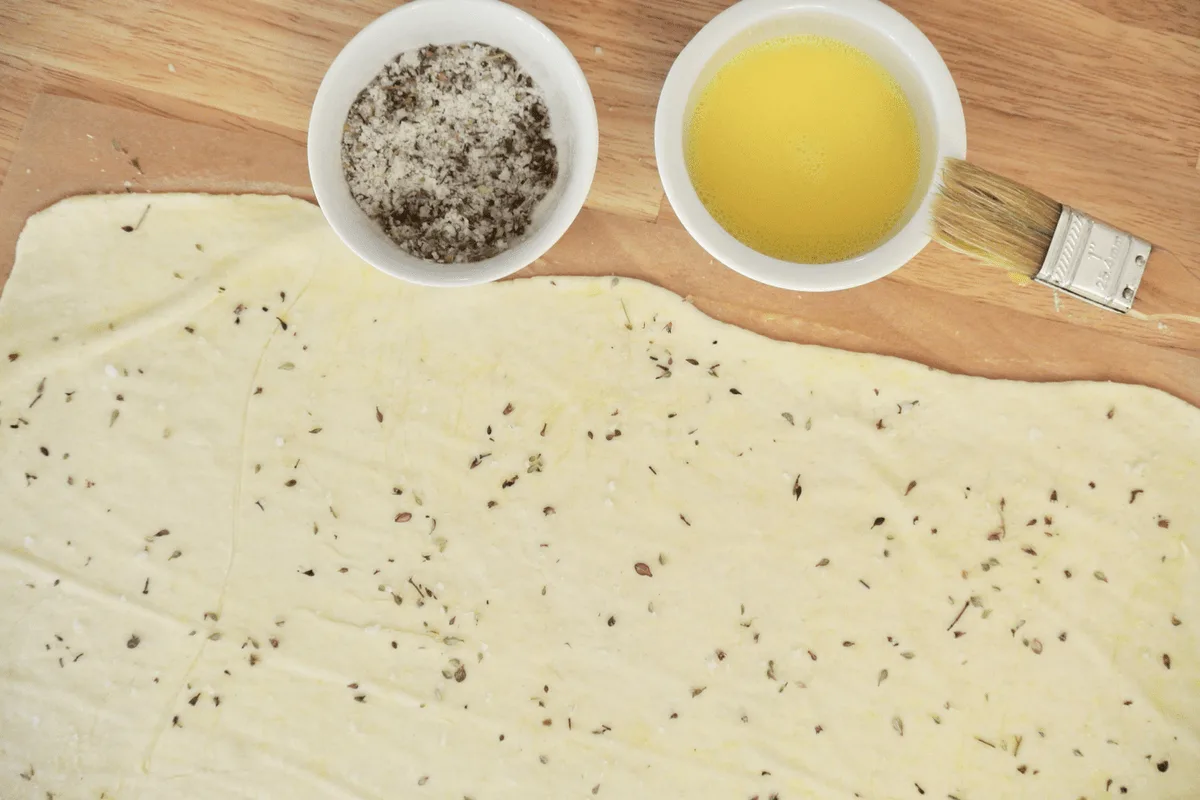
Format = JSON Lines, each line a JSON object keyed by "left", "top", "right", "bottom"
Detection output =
{"left": 947, "top": 601, "right": 969, "bottom": 631}
{"left": 119, "top": 205, "right": 150, "bottom": 233}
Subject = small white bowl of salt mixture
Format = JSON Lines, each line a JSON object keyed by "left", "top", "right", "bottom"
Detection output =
{"left": 308, "top": 0, "right": 599, "bottom": 287}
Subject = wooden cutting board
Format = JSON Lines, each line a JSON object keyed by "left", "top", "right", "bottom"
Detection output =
{"left": 0, "top": 0, "right": 1198, "bottom": 406}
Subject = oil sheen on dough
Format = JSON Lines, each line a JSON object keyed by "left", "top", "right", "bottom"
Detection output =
{"left": 0, "top": 195, "right": 1196, "bottom": 799}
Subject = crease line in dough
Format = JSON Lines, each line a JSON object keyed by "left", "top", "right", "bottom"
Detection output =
{"left": 139, "top": 255, "right": 317, "bottom": 772}
{"left": 0, "top": 547, "right": 192, "bottom": 629}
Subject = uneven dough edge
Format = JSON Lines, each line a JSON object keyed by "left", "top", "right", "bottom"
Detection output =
{"left": 0, "top": 194, "right": 1196, "bottom": 800}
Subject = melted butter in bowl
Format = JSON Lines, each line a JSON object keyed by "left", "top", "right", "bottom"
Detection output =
{"left": 685, "top": 35, "right": 922, "bottom": 265}
{"left": 655, "top": 0, "right": 967, "bottom": 292}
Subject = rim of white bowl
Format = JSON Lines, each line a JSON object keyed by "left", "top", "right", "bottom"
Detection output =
{"left": 654, "top": 0, "right": 967, "bottom": 292}
{"left": 308, "top": 0, "right": 599, "bottom": 287}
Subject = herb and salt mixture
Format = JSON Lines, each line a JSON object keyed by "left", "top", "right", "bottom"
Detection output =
{"left": 341, "top": 42, "right": 559, "bottom": 264}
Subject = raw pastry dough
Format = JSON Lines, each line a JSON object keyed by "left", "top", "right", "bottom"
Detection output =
{"left": 0, "top": 195, "right": 1197, "bottom": 799}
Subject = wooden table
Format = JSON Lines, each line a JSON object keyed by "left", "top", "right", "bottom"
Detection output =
{"left": 1, "top": 0, "right": 1199, "bottom": 404}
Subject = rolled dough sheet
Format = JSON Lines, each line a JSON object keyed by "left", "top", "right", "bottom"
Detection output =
{"left": 0, "top": 195, "right": 1197, "bottom": 800}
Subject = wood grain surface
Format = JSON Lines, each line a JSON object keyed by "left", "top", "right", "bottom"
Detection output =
{"left": 0, "top": 0, "right": 1198, "bottom": 405}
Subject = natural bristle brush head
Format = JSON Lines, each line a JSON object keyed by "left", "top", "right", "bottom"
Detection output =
{"left": 932, "top": 158, "right": 1063, "bottom": 277}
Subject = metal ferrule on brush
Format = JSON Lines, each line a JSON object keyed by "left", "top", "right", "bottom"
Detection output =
{"left": 1034, "top": 208, "right": 1151, "bottom": 313}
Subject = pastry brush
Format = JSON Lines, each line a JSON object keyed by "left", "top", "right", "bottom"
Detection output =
{"left": 932, "top": 158, "right": 1200, "bottom": 321}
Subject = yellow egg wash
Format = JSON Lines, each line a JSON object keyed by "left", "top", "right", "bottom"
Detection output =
{"left": 685, "top": 35, "right": 921, "bottom": 264}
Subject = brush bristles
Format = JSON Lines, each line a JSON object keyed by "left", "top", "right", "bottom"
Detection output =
{"left": 932, "top": 158, "right": 1064, "bottom": 278}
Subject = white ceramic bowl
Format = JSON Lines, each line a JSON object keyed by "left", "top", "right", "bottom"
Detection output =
{"left": 655, "top": 0, "right": 967, "bottom": 292}
{"left": 308, "top": 0, "right": 599, "bottom": 287}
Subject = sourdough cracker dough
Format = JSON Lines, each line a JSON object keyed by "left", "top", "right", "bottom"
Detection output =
{"left": 0, "top": 194, "right": 1197, "bottom": 800}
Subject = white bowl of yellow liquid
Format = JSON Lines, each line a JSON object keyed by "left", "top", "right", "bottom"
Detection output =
{"left": 655, "top": 0, "right": 966, "bottom": 291}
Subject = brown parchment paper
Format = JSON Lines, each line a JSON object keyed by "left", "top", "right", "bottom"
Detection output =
{"left": 1, "top": 94, "right": 1197, "bottom": 407}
